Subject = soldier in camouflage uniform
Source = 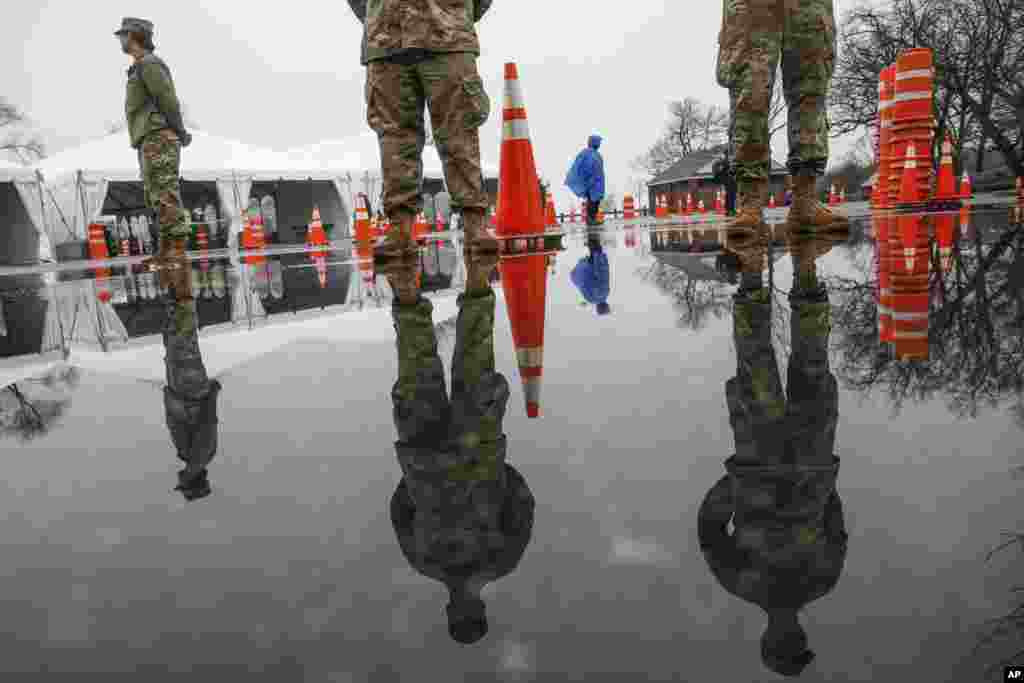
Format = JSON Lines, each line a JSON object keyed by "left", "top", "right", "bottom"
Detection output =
{"left": 716, "top": 0, "right": 848, "bottom": 235}
{"left": 382, "top": 251, "right": 534, "bottom": 643}
{"left": 159, "top": 264, "right": 221, "bottom": 501}
{"left": 346, "top": 0, "right": 498, "bottom": 263}
{"left": 699, "top": 232, "right": 848, "bottom": 676}
{"left": 116, "top": 18, "right": 193, "bottom": 271}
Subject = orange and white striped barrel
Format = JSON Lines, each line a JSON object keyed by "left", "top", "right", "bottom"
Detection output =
{"left": 354, "top": 194, "right": 372, "bottom": 244}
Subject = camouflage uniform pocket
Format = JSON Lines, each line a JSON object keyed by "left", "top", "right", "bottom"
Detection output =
{"left": 461, "top": 76, "right": 490, "bottom": 130}
{"left": 819, "top": 13, "right": 836, "bottom": 78}
{"left": 715, "top": 1, "right": 748, "bottom": 87}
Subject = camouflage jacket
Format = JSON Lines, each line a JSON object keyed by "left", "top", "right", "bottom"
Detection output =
{"left": 125, "top": 52, "right": 188, "bottom": 149}
{"left": 698, "top": 474, "right": 848, "bottom": 611}
{"left": 390, "top": 462, "right": 534, "bottom": 589}
{"left": 346, "top": 0, "right": 492, "bottom": 65}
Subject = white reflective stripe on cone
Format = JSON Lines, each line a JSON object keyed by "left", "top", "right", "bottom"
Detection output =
{"left": 503, "top": 119, "right": 531, "bottom": 141}
{"left": 891, "top": 312, "right": 928, "bottom": 321}
{"left": 516, "top": 346, "right": 543, "bottom": 368}
{"left": 504, "top": 79, "right": 526, "bottom": 109}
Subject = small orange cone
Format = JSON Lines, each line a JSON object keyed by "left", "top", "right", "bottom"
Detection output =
{"left": 687, "top": 192, "right": 696, "bottom": 213}
{"left": 413, "top": 211, "right": 428, "bottom": 242}
{"left": 959, "top": 172, "right": 972, "bottom": 200}
{"left": 698, "top": 198, "right": 706, "bottom": 214}
{"left": 934, "top": 137, "right": 958, "bottom": 201}
{"left": 768, "top": 193, "right": 776, "bottom": 208}
{"left": 354, "top": 194, "right": 373, "bottom": 244}
{"left": 307, "top": 206, "right": 328, "bottom": 248}
{"left": 496, "top": 62, "right": 548, "bottom": 419}
{"left": 545, "top": 196, "right": 558, "bottom": 228}
{"left": 935, "top": 213, "right": 955, "bottom": 272}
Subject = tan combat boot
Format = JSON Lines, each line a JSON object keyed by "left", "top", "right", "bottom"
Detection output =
{"left": 374, "top": 210, "right": 418, "bottom": 263}
{"left": 380, "top": 257, "right": 420, "bottom": 306}
{"left": 466, "top": 250, "right": 499, "bottom": 294}
{"left": 148, "top": 237, "right": 191, "bottom": 295}
{"left": 787, "top": 174, "right": 850, "bottom": 233}
{"left": 725, "top": 180, "right": 769, "bottom": 243}
{"left": 461, "top": 208, "right": 499, "bottom": 258}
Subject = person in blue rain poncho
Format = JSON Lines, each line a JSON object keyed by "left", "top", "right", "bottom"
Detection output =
{"left": 571, "top": 232, "right": 611, "bottom": 315}
{"left": 565, "top": 134, "right": 605, "bottom": 226}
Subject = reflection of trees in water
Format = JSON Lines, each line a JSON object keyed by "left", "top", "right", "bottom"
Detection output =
{"left": 975, "top": 532, "right": 1024, "bottom": 674}
{"left": 0, "top": 365, "right": 79, "bottom": 442}
{"left": 638, "top": 261, "right": 733, "bottom": 332}
{"left": 829, "top": 225, "right": 1024, "bottom": 419}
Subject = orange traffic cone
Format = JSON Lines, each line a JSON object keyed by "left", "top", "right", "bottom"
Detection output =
{"left": 354, "top": 194, "right": 372, "bottom": 244}
{"left": 935, "top": 212, "right": 955, "bottom": 272}
{"left": 934, "top": 137, "right": 958, "bottom": 202}
{"left": 545, "top": 196, "right": 558, "bottom": 228}
{"left": 496, "top": 62, "right": 548, "bottom": 419}
{"left": 717, "top": 189, "right": 726, "bottom": 216}
{"left": 698, "top": 198, "right": 706, "bottom": 214}
{"left": 413, "top": 211, "right": 428, "bottom": 243}
{"left": 768, "top": 193, "right": 776, "bottom": 208}
{"left": 687, "top": 193, "right": 696, "bottom": 213}
{"left": 959, "top": 172, "right": 972, "bottom": 200}
{"left": 307, "top": 206, "right": 328, "bottom": 248}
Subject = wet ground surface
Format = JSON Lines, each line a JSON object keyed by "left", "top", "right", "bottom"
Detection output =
{"left": 1, "top": 201, "right": 1023, "bottom": 681}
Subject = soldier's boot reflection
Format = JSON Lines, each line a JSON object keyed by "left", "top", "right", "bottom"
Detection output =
{"left": 162, "top": 275, "right": 220, "bottom": 501}
{"left": 729, "top": 243, "right": 785, "bottom": 466}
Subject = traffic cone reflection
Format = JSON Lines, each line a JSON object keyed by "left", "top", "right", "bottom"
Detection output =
{"left": 935, "top": 212, "right": 955, "bottom": 272}
{"left": 891, "top": 212, "right": 930, "bottom": 360}
{"left": 875, "top": 213, "right": 893, "bottom": 346}
{"left": 496, "top": 61, "right": 548, "bottom": 419}
{"left": 959, "top": 172, "right": 972, "bottom": 200}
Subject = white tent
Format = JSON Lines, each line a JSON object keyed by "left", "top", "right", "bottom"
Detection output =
{"left": 34, "top": 130, "right": 355, "bottom": 251}
{"left": 0, "top": 160, "right": 53, "bottom": 265}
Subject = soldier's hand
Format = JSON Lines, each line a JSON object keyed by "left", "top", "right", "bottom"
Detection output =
{"left": 179, "top": 131, "right": 193, "bottom": 148}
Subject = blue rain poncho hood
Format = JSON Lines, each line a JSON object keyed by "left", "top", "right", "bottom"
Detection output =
{"left": 565, "top": 135, "right": 605, "bottom": 201}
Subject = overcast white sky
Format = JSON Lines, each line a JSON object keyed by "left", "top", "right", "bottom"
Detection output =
{"left": 4, "top": 0, "right": 856, "bottom": 209}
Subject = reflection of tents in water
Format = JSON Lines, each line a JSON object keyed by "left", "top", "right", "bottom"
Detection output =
{"left": 45, "top": 275, "right": 129, "bottom": 353}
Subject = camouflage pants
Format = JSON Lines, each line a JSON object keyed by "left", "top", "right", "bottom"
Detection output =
{"left": 162, "top": 293, "right": 219, "bottom": 469}
{"left": 391, "top": 290, "right": 510, "bottom": 479}
{"left": 727, "top": 292, "right": 836, "bottom": 468}
{"left": 366, "top": 52, "right": 490, "bottom": 218}
{"left": 716, "top": 0, "right": 837, "bottom": 185}
{"left": 139, "top": 131, "right": 190, "bottom": 240}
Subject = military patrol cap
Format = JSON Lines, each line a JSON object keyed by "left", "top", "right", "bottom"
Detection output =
{"left": 114, "top": 17, "right": 154, "bottom": 36}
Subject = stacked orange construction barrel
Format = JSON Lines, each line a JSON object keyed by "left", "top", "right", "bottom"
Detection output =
{"left": 655, "top": 196, "right": 665, "bottom": 219}
{"left": 354, "top": 194, "right": 375, "bottom": 285}
{"left": 889, "top": 49, "right": 934, "bottom": 208}
{"left": 496, "top": 62, "right": 549, "bottom": 419}
{"left": 891, "top": 141, "right": 930, "bottom": 360}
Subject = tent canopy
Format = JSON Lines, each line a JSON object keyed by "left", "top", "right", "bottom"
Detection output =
{"left": 36, "top": 129, "right": 341, "bottom": 186}
{"left": 33, "top": 130, "right": 354, "bottom": 247}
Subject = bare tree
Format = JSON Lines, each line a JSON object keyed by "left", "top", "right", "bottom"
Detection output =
{"left": 1, "top": 97, "right": 45, "bottom": 163}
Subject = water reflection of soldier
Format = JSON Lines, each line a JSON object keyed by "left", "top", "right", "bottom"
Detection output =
{"left": 698, "top": 234, "right": 848, "bottom": 677}
{"left": 383, "top": 252, "right": 535, "bottom": 644}
{"left": 570, "top": 231, "right": 611, "bottom": 316}
{"left": 160, "top": 260, "right": 220, "bottom": 501}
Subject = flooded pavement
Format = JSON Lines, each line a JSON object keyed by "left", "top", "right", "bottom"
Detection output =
{"left": 0, "top": 205, "right": 1023, "bottom": 681}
